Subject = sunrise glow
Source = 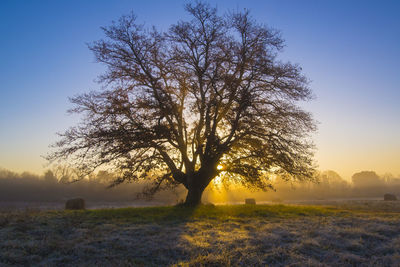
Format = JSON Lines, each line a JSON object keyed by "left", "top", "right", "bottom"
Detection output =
{"left": 1, "top": 1, "right": 400, "bottom": 265}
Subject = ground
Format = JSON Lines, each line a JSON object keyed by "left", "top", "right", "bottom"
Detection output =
{"left": 1, "top": 203, "right": 400, "bottom": 266}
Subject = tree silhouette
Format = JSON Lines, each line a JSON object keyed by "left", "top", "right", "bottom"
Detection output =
{"left": 48, "top": 2, "right": 316, "bottom": 206}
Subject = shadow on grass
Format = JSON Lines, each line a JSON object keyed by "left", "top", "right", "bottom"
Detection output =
{"left": 0, "top": 204, "right": 355, "bottom": 266}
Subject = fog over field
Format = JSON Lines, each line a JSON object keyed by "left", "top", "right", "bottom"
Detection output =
{"left": 1, "top": 168, "right": 400, "bottom": 210}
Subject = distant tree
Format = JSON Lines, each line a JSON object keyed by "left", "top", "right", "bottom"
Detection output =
{"left": 43, "top": 170, "right": 57, "bottom": 183}
{"left": 52, "top": 165, "right": 80, "bottom": 184}
{"left": 319, "top": 170, "right": 349, "bottom": 189}
{"left": 93, "top": 170, "right": 116, "bottom": 184}
{"left": 48, "top": 2, "right": 316, "bottom": 206}
{"left": 352, "top": 171, "right": 383, "bottom": 188}
{"left": 382, "top": 173, "right": 400, "bottom": 186}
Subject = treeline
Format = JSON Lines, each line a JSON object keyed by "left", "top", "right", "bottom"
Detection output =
{"left": 205, "top": 170, "right": 400, "bottom": 203}
{"left": 0, "top": 168, "right": 184, "bottom": 203}
{"left": 1, "top": 168, "right": 399, "bottom": 203}
{"left": 271, "top": 170, "right": 400, "bottom": 201}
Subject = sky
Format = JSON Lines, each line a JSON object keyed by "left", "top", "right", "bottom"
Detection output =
{"left": 0, "top": 0, "right": 399, "bottom": 180}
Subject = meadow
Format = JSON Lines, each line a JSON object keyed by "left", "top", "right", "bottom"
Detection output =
{"left": 1, "top": 203, "right": 400, "bottom": 266}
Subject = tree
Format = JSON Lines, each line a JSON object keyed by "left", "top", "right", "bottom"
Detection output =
{"left": 43, "top": 170, "right": 57, "bottom": 183}
{"left": 48, "top": 2, "right": 316, "bottom": 206}
{"left": 352, "top": 171, "right": 383, "bottom": 188}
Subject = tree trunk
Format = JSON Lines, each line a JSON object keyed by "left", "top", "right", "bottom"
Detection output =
{"left": 184, "top": 185, "right": 205, "bottom": 206}
{"left": 180, "top": 162, "right": 219, "bottom": 206}
{"left": 183, "top": 170, "right": 215, "bottom": 206}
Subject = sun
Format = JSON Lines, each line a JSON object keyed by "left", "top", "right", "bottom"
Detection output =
{"left": 217, "top": 164, "right": 224, "bottom": 171}
{"left": 213, "top": 164, "right": 226, "bottom": 185}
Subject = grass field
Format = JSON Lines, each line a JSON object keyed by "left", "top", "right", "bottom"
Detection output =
{"left": 1, "top": 203, "right": 400, "bottom": 266}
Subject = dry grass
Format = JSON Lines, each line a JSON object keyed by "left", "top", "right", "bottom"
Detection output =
{"left": 1, "top": 203, "right": 400, "bottom": 266}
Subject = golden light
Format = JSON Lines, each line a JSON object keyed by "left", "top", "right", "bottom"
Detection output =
{"left": 213, "top": 164, "right": 225, "bottom": 185}
{"left": 213, "top": 175, "right": 222, "bottom": 185}
{"left": 217, "top": 164, "right": 224, "bottom": 171}
{"left": 209, "top": 164, "right": 228, "bottom": 203}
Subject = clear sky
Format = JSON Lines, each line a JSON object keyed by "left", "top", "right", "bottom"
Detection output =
{"left": 0, "top": 0, "right": 399, "bottom": 180}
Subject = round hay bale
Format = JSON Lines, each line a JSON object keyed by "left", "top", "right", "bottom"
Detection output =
{"left": 65, "top": 198, "right": 85, "bottom": 210}
{"left": 245, "top": 198, "right": 256, "bottom": 205}
{"left": 384, "top": 194, "right": 397, "bottom": 201}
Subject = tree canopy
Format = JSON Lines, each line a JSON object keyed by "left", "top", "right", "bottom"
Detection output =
{"left": 48, "top": 2, "right": 316, "bottom": 205}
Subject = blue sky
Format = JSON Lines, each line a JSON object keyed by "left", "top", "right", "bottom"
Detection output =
{"left": 1, "top": 0, "right": 399, "bottom": 179}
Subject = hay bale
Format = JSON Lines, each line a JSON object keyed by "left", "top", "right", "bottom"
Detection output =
{"left": 65, "top": 198, "right": 85, "bottom": 210}
{"left": 0, "top": 216, "right": 9, "bottom": 227}
{"left": 384, "top": 194, "right": 397, "bottom": 201}
{"left": 245, "top": 198, "right": 256, "bottom": 205}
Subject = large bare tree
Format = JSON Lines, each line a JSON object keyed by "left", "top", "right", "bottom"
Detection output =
{"left": 48, "top": 2, "right": 316, "bottom": 206}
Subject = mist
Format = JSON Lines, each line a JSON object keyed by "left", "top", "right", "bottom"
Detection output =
{"left": 0, "top": 168, "right": 185, "bottom": 206}
{"left": 205, "top": 170, "right": 400, "bottom": 204}
{"left": 1, "top": 168, "right": 399, "bottom": 207}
